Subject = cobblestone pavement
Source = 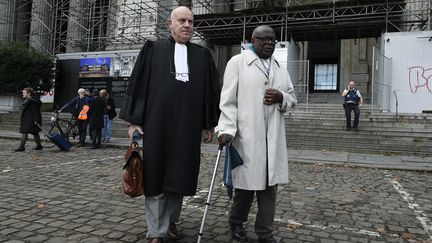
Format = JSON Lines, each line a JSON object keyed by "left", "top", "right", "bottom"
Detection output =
{"left": 0, "top": 138, "right": 431, "bottom": 243}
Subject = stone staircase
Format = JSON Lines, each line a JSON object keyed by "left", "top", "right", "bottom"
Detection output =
{"left": 1, "top": 104, "right": 431, "bottom": 156}
{"left": 286, "top": 104, "right": 432, "bottom": 156}
{"left": 296, "top": 92, "right": 343, "bottom": 104}
{"left": 296, "top": 92, "right": 371, "bottom": 105}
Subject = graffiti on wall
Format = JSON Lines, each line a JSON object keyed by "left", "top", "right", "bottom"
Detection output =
{"left": 408, "top": 66, "right": 432, "bottom": 94}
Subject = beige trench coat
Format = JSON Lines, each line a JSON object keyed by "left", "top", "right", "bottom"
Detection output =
{"left": 216, "top": 49, "right": 297, "bottom": 191}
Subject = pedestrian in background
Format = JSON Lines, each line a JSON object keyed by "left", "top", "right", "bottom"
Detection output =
{"left": 342, "top": 80, "right": 363, "bottom": 130}
{"left": 14, "top": 87, "right": 43, "bottom": 152}
{"left": 89, "top": 89, "right": 99, "bottom": 141}
{"left": 100, "top": 89, "right": 116, "bottom": 143}
{"left": 59, "top": 88, "right": 92, "bottom": 147}
{"left": 119, "top": 6, "right": 220, "bottom": 243}
{"left": 216, "top": 25, "right": 296, "bottom": 243}
{"left": 88, "top": 91, "right": 105, "bottom": 149}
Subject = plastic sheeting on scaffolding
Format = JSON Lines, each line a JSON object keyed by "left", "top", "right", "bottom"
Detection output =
{"left": 380, "top": 31, "right": 432, "bottom": 114}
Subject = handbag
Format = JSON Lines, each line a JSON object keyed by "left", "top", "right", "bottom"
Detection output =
{"left": 122, "top": 141, "right": 144, "bottom": 197}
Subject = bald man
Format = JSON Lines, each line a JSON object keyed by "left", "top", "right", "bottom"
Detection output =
{"left": 119, "top": 6, "right": 220, "bottom": 243}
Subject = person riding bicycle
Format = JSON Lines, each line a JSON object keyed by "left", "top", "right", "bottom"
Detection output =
{"left": 58, "top": 88, "right": 94, "bottom": 147}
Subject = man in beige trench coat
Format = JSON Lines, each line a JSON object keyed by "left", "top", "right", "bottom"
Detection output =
{"left": 216, "top": 25, "right": 296, "bottom": 243}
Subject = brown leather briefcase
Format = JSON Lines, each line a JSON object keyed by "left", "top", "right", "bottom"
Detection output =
{"left": 122, "top": 143, "right": 144, "bottom": 197}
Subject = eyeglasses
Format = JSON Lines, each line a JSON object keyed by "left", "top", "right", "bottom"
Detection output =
{"left": 172, "top": 72, "right": 189, "bottom": 77}
{"left": 254, "top": 36, "right": 277, "bottom": 44}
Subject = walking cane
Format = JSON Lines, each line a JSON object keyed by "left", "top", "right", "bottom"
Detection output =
{"left": 197, "top": 144, "right": 224, "bottom": 243}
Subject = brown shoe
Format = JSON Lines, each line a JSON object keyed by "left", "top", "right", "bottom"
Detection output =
{"left": 168, "top": 222, "right": 182, "bottom": 240}
{"left": 148, "top": 238, "right": 163, "bottom": 243}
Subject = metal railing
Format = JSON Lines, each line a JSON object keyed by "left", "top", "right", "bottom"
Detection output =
{"left": 371, "top": 46, "right": 392, "bottom": 114}
{"left": 287, "top": 60, "right": 310, "bottom": 111}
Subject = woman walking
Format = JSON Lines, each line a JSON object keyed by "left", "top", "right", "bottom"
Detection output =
{"left": 15, "top": 87, "right": 43, "bottom": 152}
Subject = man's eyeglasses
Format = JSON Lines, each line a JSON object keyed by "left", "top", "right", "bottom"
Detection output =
{"left": 172, "top": 72, "right": 189, "bottom": 77}
{"left": 254, "top": 36, "right": 277, "bottom": 44}
{"left": 170, "top": 55, "right": 190, "bottom": 78}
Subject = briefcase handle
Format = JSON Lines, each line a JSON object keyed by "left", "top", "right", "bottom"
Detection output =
{"left": 131, "top": 130, "right": 142, "bottom": 148}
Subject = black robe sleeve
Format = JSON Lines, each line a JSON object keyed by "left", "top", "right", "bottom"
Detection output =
{"left": 119, "top": 41, "right": 154, "bottom": 125}
{"left": 202, "top": 48, "right": 221, "bottom": 129}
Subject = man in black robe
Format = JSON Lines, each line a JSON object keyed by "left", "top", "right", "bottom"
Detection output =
{"left": 119, "top": 6, "right": 220, "bottom": 243}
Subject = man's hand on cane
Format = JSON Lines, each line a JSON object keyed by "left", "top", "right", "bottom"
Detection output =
{"left": 218, "top": 134, "right": 233, "bottom": 146}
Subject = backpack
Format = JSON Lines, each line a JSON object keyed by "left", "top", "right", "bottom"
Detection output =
{"left": 77, "top": 104, "right": 90, "bottom": 120}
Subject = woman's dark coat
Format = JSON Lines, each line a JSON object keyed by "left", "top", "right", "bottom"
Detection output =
{"left": 105, "top": 97, "right": 117, "bottom": 119}
{"left": 88, "top": 96, "right": 105, "bottom": 129}
{"left": 20, "top": 97, "right": 42, "bottom": 134}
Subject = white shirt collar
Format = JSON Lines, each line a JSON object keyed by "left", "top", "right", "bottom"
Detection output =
{"left": 174, "top": 43, "right": 189, "bottom": 82}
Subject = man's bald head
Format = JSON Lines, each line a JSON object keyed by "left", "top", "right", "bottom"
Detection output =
{"left": 171, "top": 6, "right": 193, "bottom": 20}
{"left": 252, "top": 25, "right": 274, "bottom": 38}
{"left": 169, "top": 6, "right": 194, "bottom": 44}
{"left": 251, "top": 25, "right": 276, "bottom": 59}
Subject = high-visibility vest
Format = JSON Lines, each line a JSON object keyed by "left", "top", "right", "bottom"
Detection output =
{"left": 77, "top": 104, "right": 89, "bottom": 120}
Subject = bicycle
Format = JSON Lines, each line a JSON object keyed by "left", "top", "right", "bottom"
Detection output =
{"left": 44, "top": 110, "right": 79, "bottom": 146}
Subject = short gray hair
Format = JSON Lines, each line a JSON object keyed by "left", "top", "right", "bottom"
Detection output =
{"left": 78, "top": 88, "right": 86, "bottom": 95}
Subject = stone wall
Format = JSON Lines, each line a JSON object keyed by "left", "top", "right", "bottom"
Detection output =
{"left": 340, "top": 38, "right": 375, "bottom": 96}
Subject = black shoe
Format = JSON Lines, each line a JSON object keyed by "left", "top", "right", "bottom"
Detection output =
{"left": 14, "top": 148, "right": 25, "bottom": 152}
{"left": 346, "top": 127, "right": 352, "bottom": 131}
{"left": 148, "top": 238, "right": 163, "bottom": 243}
{"left": 230, "top": 223, "right": 247, "bottom": 242}
{"left": 258, "top": 236, "right": 277, "bottom": 243}
{"left": 168, "top": 222, "right": 182, "bottom": 240}
{"left": 33, "top": 146, "right": 43, "bottom": 150}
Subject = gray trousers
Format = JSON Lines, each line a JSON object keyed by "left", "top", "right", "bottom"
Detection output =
{"left": 228, "top": 185, "right": 278, "bottom": 239}
{"left": 145, "top": 192, "right": 183, "bottom": 238}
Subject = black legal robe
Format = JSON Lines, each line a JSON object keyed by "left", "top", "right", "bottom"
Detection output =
{"left": 119, "top": 37, "right": 220, "bottom": 197}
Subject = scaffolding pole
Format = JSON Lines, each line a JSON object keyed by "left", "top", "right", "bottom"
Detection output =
{"left": 1, "top": 0, "right": 431, "bottom": 55}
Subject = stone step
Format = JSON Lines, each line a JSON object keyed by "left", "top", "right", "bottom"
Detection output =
{"left": 287, "top": 137, "right": 432, "bottom": 151}
{"left": 287, "top": 143, "right": 432, "bottom": 157}
{"left": 286, "top": 132, "right": 432, "bottom": 145}
{"left": 286, "top": 127, "right": 432, "bottom": 138}
{"left": 286, "top": 121, "right": 432, "bottom": 130}
{"left": 288, "top": 112, "right": 432, "bottom": 120}
{"left": 286, "top": 122, "right": 432, "bottom": 131}
{"left": 287, "top": 138, "right": 432, "bottom": 151}
{"left": 286, "top": 117, "right": 432, "bottom": 125}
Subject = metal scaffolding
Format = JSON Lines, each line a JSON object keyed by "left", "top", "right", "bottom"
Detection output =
{"left": 0, "top": 0, "right": 430, "bottom": 54}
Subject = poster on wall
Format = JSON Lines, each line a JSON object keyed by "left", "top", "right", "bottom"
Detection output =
{"left": 111, "top": 56, "right": 137, "bottom": 77}
{"left": 79, "top": 58, "right": 111, "bottom": 78}
{"left": 40, "top": 88, "right": 55, "bottom": 103}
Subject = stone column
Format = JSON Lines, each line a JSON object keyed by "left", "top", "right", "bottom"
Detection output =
{"left": 29, "top": 0, "right": 55, "bottom": 53}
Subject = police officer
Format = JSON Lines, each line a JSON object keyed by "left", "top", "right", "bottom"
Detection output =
{"left": 342, "top": 80, "right": 363, "bottom": 130}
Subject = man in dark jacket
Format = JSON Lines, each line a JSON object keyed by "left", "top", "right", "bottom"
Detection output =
{"left": 88, "top": 92, "right": 105, "bottom": 149}
{"left": 119, "top": 6, "right": 220, "bottom": 243}
{"left": 100, "top": 89, "right": 116, "bottom": 142}
{"left": 15, "top": 87, "right": 43, "bottom": 152}
{"left": 59, "top": 88, "right": 93, "bottom": 147}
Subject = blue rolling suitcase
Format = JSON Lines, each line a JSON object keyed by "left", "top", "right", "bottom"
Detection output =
{"left": 47, "top": 132, "right": 72, "bottom": 151}
{"left": 35, "top": 122, "right": 72, "bottom": 151}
